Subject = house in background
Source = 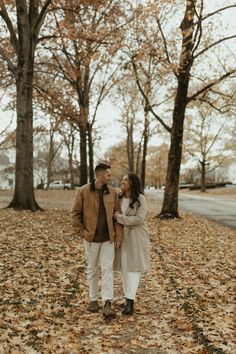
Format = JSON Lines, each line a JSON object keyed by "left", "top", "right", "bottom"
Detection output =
{"left": 0, "top": 154, "right": 15, "bottom": 189}
{"left": 0, "top": 150, "right": 79, "bottom": 189}
{"left": 215, "top": 159, "right": 236, "bottom": 184}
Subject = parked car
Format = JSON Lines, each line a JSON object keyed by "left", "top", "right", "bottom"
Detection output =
{"left": 48, "top": 180, "right": 72, "bottom": 190}
{"left": 36, "top": 182, "right": 47, "bottom": 190}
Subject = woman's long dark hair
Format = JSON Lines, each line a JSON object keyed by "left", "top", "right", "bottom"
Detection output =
{"left": 119, "top": 173, "right": 143, "bottom": 209}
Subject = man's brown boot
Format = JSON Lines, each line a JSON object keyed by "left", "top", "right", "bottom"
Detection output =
{"left": 87, "top": 300, "right": 99, "bottom": 313}
{"left": 103, "top": 300, "right": 116, "bottom": 319}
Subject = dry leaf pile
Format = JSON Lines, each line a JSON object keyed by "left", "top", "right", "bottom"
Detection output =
{"left": 0, "top": 193, "right": 235, "bottom": 354}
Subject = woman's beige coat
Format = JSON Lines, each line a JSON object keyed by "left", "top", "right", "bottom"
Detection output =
{"left": 116, "top": 194, "right": 150, "bottom": 272}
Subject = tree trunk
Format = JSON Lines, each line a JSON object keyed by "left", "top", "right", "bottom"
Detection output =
{"left": 77, "top": 66, "right": 90, "bottom": 185}
{"left": 87, "top": 123, "right": 94, "bottom": 182}
{"left": 79, "top": 123, "right": 88, "bottom": 186}
{"left": 200, "top": 161, "right": 206, "bottom": 192}
{"left": 8, "top": 61, "right": 42, "bottom": 210}
{"left": 68, "top": 134, "right": 75, "bottom": 188}
{"left": 126, "top": 123, "right": 134, "bottom": 172}
{"left": 159, "top": 77, "right": 188, "bottom": 218}
{"left": 46, "top": 129, "right": 54, "bottom": 189}
{"left": 69, "top": 150, "right": 75, "bottom": 188}
{"left": 140, "top": 112, "right": 149, "bottom": 191}
{"left": 135, "top": 136, "right": 143, "bottom": 175}
{"left": 3, "top": 0, "right": 52, "bottom": 210}
{"left": 158, "top": 0, "right": 195, "bottom": 218}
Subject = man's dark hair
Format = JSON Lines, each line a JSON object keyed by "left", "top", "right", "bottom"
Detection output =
{"left": 91, "top": 162, "right": 111, "bottom": 193}
{"left": 95, "top": 162, "right": 111, "bottom": 174}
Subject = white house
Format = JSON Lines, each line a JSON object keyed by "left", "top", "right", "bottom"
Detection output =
{"left": 215, "top": 159, "right": 236, "bottom": 184}
{"left": 0, "top": 153, "right": 15, "bottom": 189}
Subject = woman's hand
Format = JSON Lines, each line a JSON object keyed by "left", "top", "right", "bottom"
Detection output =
{"left": 115, "top": 241, "right": 121, "bottom": 249}
{"left": 113, "top": 211, "right": 119, "bottom": 220}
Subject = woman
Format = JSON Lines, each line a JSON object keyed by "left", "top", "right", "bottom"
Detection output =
{"left": 114, "top": 173, "right": 150, "bottom": 315}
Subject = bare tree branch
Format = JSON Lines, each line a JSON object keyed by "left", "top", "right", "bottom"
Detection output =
{"left": 192, "top": 0, "right": 203, "bottom": 57}
{"left": 202, "top": 5, "right": 236, "bottom": 21}
{"left": 156, "top": 17, "right": 178, "bottom": 77}
{"left": 0, "top": 112, "right": 14, "bottom": 138}
{"left": 131, "top": 57, "right": 171, "bottom": 133}
{"left": 194, "top": 35, "right": 236, "bottom": 60}
{"left": 0, "top": 0, "right": 18, "bottom": 53}
{"left": 205, "top": 118, "right": 227, "bottom": 156}
{"left": 187, "top": 70, "right": 236, "bottom": 103}
{"left": 197, "top": 97, "right": 231, "bottom": 113}
{"left": 91, "top": 65, "right": 119, "bottom": 123}
{"left": 0, "top": 48, "right": 16, "bottom": 73}
{"left": 35, "top": 0, "right": 52, "bottom": 38}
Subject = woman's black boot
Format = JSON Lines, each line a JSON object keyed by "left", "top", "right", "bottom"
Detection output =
{"left": 120, "top": 298, "right": 127, "bottom": 309}
{"left": 122, "top": 299, "right": 134, "bottom": 315}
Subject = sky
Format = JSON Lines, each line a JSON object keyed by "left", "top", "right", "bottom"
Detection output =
{"left": 94, "top": 0, "right": 236, "bottom": 156}
{"left": 1, "top": 0, "right": 236, "bottom": 157}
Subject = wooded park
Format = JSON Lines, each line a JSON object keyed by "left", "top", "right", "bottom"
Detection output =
{"left": 0, "top": 2, "right": 236, "bottom": 353}
{"left": 0, "top": 0, "right": 236, "bottom": 218}
{"left": 0, "top": 189, "right": 235, "bottom": 353}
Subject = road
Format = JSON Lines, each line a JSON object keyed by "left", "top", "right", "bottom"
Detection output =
{"left": 145, "top": 189, "right": 236, "bottom": 230}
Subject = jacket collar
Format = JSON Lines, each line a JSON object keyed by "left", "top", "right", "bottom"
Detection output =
{"left": 90, "top": 180, "right": 110, "bottom": 194}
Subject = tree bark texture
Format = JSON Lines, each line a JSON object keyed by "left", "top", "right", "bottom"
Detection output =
{"left": 8, "top": 1, "right": 45, "bottom": 210}
{"left": 79, "top": 120, "right": 88, "bottom": 186}
{"left": 200, "top": 161, "right": 206, "bottom": 192}
{"left": 76, "top": 61, "right": 90, "bottom": 185}
{"left": 69, "top": 151, "right": 75, "bottom": 188}
{"left": 87, "top": 123, "right": 94, "bottom": 182}
{"left": 140, "top": 111, "right": 149, "bottom": 191}
{"left": 8, "top": 61, "right": 41, "bottom": 210}
{"left": 159, "top": 0, "right": 195, "bottom": 218}
{"left": 126, "top": 122, "right": 134, "bottom": 173}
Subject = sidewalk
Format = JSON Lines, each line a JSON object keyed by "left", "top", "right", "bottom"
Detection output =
{"left": 180, "top": 186, "right": 236, "bottom": 200}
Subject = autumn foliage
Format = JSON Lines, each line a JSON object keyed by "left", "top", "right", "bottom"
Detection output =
{"left": 0, "top": 190, "right": 235, "bottom": 353}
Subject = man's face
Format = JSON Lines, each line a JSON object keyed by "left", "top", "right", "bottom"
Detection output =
{"left": 100, "top": 168, "right": 111, "bottom": 185}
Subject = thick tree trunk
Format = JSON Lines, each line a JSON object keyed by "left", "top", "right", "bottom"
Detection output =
{"left": 158, "top": 0, "right": 195, "bottom": 218}
{"left": 159, "top": 77, "right": 188, "bottom": 218}
{"left": 77, "top": 78, "right": 89, "bottom": 185}
{"left": 8, "top": 62, "right": 42, "bottom": 210}
{"left": 4, "top": 1, "right": 52, "bottom": 210}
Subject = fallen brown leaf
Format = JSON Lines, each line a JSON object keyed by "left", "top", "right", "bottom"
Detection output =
{"left": 0, "top": 190, "right": 235, "bottom": 353}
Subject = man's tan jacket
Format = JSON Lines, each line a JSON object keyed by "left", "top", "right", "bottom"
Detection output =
{"left": 71, "top": 182, "right": 123, "bottom": 243}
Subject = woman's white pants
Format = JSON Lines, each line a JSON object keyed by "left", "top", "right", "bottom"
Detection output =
{"left": 83, "top": 240, "right": 114, "bottom": 303}
{"left": 121, "top": 242, "right": 141, "bottom": 300}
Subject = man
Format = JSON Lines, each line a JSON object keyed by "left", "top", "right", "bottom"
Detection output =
{"left": 71, "top": 162, "right": 122, "bottom": 319}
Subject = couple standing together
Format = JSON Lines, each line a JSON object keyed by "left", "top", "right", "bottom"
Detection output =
{"left": 71, "top": 163, "right": 150, "bottom": 319}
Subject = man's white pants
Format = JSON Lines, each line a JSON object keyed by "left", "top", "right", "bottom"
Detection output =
{"left": 121, "top": 242, "right": 141, "bottom": 300}
{"left": 83, "top": 240, "right": 114, "bottom": 303}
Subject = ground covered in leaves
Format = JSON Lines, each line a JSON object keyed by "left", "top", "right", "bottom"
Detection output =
{"left": 0, "top": 190, "right": 235, "bottom": 354}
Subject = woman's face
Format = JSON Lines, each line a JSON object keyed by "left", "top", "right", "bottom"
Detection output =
{"left": 121, "top": 175, "right": 131, "bottom": 192}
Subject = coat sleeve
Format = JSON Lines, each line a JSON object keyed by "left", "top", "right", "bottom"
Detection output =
{"left": 71, "top": 189, "right": 84, "bottom": 238}
{"left": 114, "top": 193, "right": 124, "bottom": 242}
{"left": 116, "top": 195, "right": 147, "bottom": 227}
